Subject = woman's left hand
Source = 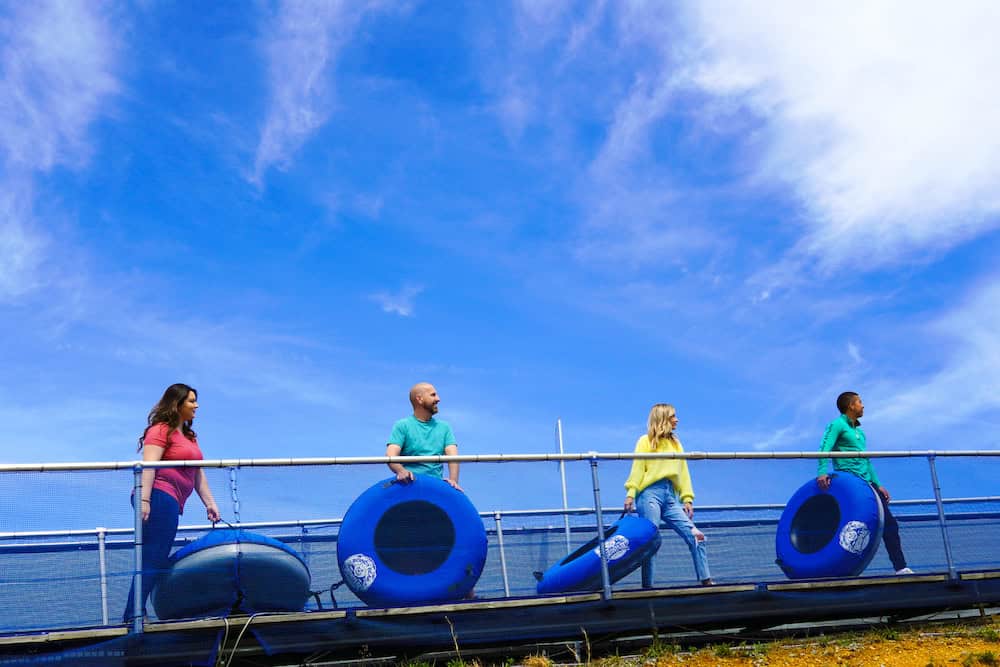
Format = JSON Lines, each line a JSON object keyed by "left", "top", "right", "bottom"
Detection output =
{"left": 683, "top": 502, "right": 694, "bottom": 519}
{"left": 206, "top": 503, "right": 221, "bottom": 524}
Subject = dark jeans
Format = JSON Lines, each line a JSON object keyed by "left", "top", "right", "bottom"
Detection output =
{"left": 123, "top": 489, "right": 179, "bottom": 623}
{"left": 872, "top": 483, "right": 907, "bottom": 571}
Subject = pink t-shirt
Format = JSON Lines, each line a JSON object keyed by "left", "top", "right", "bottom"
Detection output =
{"left": 144, "top": 423, "right": 203, "bottom": 514}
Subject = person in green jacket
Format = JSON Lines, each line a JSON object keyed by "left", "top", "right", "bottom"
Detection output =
{"left": 817, "top": 392, "right": 912, "bottom": 574}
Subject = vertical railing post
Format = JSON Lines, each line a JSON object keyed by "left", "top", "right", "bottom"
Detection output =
{"left": 229, "top": 466, "right": 241, "bottom": 526}
{"left": 132, "top": 465, "right": 144, "bottom": 633}
{"left": 927, "top": 454, "right": 957, "bottom": 580}
{"left": 301, "top": 526, "right": 311, "bottom": 565}
{"left": 493, "top": 511, "right": 511, "bottom": 597}
{"left": 588, "top": 454, "right": 612, "bottom": 600}
{"left": 97, "top": 527, "right": 109, "bottom": 626}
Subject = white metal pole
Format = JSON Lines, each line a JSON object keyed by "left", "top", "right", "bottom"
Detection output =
{"left": 97, "top": 527, "right": 109, "bottom": 626}
{"left": 494, "top": 511, "right": 511, "bottom": 597}
{"left": 557, "top": 418, "right": 571, "bottom": 552}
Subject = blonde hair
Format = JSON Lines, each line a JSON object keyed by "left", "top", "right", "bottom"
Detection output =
{"left": 646, "top": 403, "right": 677, "bottom": 450}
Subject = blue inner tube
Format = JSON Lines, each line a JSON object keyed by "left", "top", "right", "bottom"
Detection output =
{"left": 775, "top": 473, "right": 884, "bottom": 579}
{"left": 337, "top": 476, "right": 487, "bottom": 607}
{"left": 152, "top": 528, "right": 311, "bottom": 620}
{"left": 535, "top": 515, "right": 661, "bottom": 595}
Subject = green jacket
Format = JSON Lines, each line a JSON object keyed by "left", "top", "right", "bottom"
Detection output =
{"left": 818, "top": 413, "right": 880, "bottom": 487}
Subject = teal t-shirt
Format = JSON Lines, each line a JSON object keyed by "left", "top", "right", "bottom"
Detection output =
{"left": 817, "top": 414, "right": 880, "bottom": 487}
{"left": 388, "top": 416, "right": 456, "bottom": 478}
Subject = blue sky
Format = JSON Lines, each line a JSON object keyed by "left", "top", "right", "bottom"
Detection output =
{"left": 2, "top": 1, "right": 999, "bottom": 519}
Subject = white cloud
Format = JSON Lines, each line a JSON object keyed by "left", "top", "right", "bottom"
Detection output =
{"left": 0, "top": 1, "right": 119, "bottom": 302}
{"left": 489, "top": 1, "right": 608, "bottom": 142}
{"left": 879, "top": 279, "right": 1000, "bottom": 430}
{"left": 0, "top": 185, "right": 46, "bottom": 302}
{"left": 678, "top": 1, "right": 1000, "bottom": 269}
{"left": 509, "top": 8, "right": 725, "bottom": 274}
{"left": 496, "top": 3, "right": 1000, "bottom": 278}
{"left": 120, "top": 313, "right": 353, "bottom": 410}
{"left": 370, "top": 284, "right": 424, "bottom": 317}
{"left": 494, "top": 79, "right": 533, "bottom": 143}
{"left": 847, "top": 341, "right": 863, "bottom": 365}
{"left": 590, "top": 71, "right": 675, "bottom": 181}
{"left": 750, "top": 425, "right": 803, "bottom": 452}
{"left": 252, "top": 0, "right": 391, "bottom": 185}
{"left": 0, "top": 1, "right": 119, "bottom": 171}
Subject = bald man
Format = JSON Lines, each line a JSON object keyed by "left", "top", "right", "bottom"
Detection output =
{"left": 386, "top": 383, "right": 462, "bottom": 491}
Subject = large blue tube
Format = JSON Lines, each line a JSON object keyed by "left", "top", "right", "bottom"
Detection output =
{"left": 337, "top": 476, "right": 487, "bottom": 607}
{"left": 535, "top": 515, "right": 661, "bottom": 595}
{"left": 152, "top": 528, "right": 311, "bottom": 620}
{"left": 775, "top": 474, "right": 884, "bottom": 579}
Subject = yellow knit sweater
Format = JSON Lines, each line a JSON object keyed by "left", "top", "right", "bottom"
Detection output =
{"left": 623, "top": 434, "right": 695, "bottom": 503}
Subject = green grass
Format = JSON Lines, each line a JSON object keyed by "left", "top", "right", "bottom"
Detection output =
{"left": 645, "top": 640, "right": 681, "bottom": 658}
{"left": 712, "top": 644, "right": 733, "bottom": 658}
{"left": 978, "top": 627, "right": 1000, "bottom": 643}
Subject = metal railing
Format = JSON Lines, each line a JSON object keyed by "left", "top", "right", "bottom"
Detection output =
{"left": 3, "top": 498, "right": 998, "bottom": 627}
{"left": 1, "top": 449, "right": 998, "bottom": 634}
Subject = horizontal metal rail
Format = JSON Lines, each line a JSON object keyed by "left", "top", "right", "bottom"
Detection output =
{"left": 4, "top": 495, "right": 999, "bottom": 541}
{"left": 5, "top": 510, "right": 1000, "bottom": 555}
{"left": 1, "top": 448, "right": 994, "bottom": 634}
{"left": 1, "top": 449, "right": 998, "bottom": 473}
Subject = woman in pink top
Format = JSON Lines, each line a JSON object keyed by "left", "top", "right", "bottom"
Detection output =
{"left": 124, "top": 383, "right": 221, "bottom": 623}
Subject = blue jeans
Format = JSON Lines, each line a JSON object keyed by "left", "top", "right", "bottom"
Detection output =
{"left": 123, "top": 489, "right": 179, "bottom": 622}
{"left": 637, "top": 479, "right": 711, "bottom": 585}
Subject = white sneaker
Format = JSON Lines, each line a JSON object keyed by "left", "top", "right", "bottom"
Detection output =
{"left": 895, "top": 567, "right": 914, "bottom": 575}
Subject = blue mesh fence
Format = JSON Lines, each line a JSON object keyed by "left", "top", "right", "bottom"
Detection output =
{"left": 1, "top": 456, "right": 998, "bottom": 635}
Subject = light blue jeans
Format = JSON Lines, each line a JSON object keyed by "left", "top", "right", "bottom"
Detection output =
{"left": 637, "top": 479, "right": 711, "bottom": 585}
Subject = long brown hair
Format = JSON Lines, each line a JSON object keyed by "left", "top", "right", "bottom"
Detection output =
{"left": 138, "top": 383, "right": 197, "bottom": 450}
{"left": 646, "top": 403, "right": 677, "bottom": 450}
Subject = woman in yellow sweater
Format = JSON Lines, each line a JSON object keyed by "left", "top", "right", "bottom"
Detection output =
{"left": 623, "top": 403, "right": 712, "bottom": 587}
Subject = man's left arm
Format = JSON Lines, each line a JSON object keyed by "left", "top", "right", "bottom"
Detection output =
{"left": 817, "top": 421, "right": 841, "bottom": 490}
{"left": 444, "top": 443, "right": 462, "bottom": 491}
{"left": 861, "top": 427, "right": 885, "bottom": 497}
{"left": 871, "top": 464, "right": 885, "bottom": 499}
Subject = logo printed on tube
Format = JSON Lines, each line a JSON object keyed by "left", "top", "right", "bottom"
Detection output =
{"left": 344, "top": 554, "right": 377, "bottom": 591}
{"left": 593, "top": 534, "right": 630, "bottom": 561}
{"left": 838, "top": 520, "right": 871, "bottom": 555}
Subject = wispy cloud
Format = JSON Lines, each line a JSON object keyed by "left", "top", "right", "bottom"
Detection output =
{"left": 847, "top": 341, "right": 863, "bottom": 366}
{"left": 486, "top": 1, "right": 611, "bottom": 143}
{"left": 0, "top": 1, "right": 119, "bottom": 171}
{"left": 878, "top": 278, "right": 1000, "bottom": 432}
{"left": 589, "top": 71, "right": 675, "bottom": 181}
{"left": 251, "top": 0, "right": 391, "bottom": 186}
{"left": 678, "top": 1, "right": 1000, "bottom": 270}
{"left": 0, "top": 185, "right": 46, "bottom": 302}
{"left": 0, "top": 0, "right": 119, "bottom": 302}
{"left": 488, "top": 5, "right": 725, "bottom": 274}
{"left": 370, "top": 284, "right": 424, "bottom": 317}
{"left": 486, "top": 1, "right": 570, "bottom": 141}
{"left": 114, "top": 311, "right": 355, "bottom": 411}
{"left": 489, "top": 3, "right": 1000, "bottom": 283}
{"left": 750, "top": 425, "right": 805, "bottom": 452}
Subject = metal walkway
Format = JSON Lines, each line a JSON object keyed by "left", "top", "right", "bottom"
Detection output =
{"left": 2, "top": 569, "right": 999, "bottom": 666}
